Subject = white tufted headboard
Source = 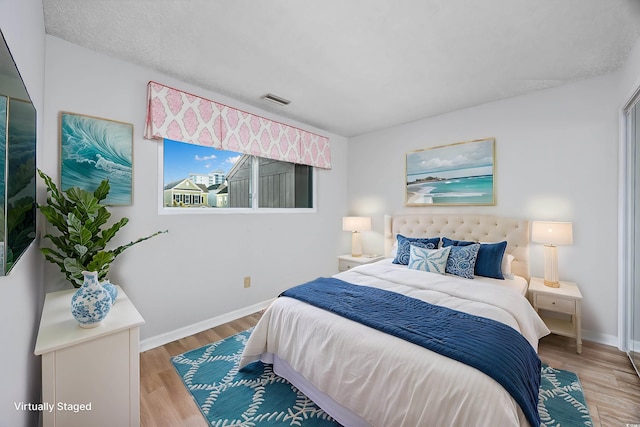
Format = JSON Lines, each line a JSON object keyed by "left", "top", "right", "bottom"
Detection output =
{"left": 384, "top": 214, "right": 530, "bottom": 280}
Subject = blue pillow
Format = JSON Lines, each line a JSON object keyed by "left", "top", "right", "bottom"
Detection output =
{"left": 408, "top": 245, "right": 451, "bottom": 275}
{"left": 442, "top": 237, "right": 476, "bottom": 248}
{"left": 445, "top": 244, "right": 480, "bottom": 279}
{"left": 393, "top": 234, "right": 440, "bottom": 265}
{"left": 442, "top": 238, "right": 507, "bottom": 279}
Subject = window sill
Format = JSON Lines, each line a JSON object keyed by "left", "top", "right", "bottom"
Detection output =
{"left": 159, "top": 207, "right": 318, "bottom": 215}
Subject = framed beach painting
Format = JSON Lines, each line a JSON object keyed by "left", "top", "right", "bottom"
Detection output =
{"left": 60, "top": 112, "right": 133, "bottom": 205}
{"left": 406, "top": 138, "right": 495, "bottom": 206}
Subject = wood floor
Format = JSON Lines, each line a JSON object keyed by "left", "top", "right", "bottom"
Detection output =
{"left": 140, "top": 311, "right": 640, "bottom": 427}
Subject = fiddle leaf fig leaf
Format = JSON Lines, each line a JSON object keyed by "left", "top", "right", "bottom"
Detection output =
{"left": 64, "top": 258, "right": 85, "bottom": 285}
{"left": 93, "top": 179, "right": 110, "bottom": 203}
{"left": 88, "top": 207, "right": 111, "bottom": 234}
{"left": 87, "top": 251, "right": 115, "bottom": 275}
{"left": 67, "top": 212, "right": 82, "bottom": 235}
{"left": 37, "top": 205, "right": 66, "bottom": 232}
{"left": 37, "top": 169, "right": 72, "bottom": 213}
{"left": 111, "top": 229, "right": 168, "bottom": 257}
{"left": 98, "top": 218, "right": 129, "bottom": 246}
{"left": 40, "top": 247, "right": 65, "bottom": 270}
{"left": 67, "top": 213, "right": 92, "bottom": 247}
{"left": 66, "top": 187, "right": 100, "bottom": 220}
{"left": 74, "top": 244, "right": 88, "bottom": 257}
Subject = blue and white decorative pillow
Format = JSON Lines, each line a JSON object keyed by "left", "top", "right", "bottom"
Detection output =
{"left": 443, "top": 237, "right": 507, "bottom": 279}
{"left": 408, "top": 245, "right": 451, "bottom": 275}
{"left": 445, "top": 243, "right": 480, "bottom": 279}
{"left": 392, "top": 234, "right": 440, "bottom": 265}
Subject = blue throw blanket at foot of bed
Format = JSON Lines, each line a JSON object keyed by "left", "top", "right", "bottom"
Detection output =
{"left": 281, "top": 277, "right": 542, "bottom": 427}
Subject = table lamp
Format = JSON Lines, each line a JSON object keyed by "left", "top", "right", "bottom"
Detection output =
{"left": 343, "top": 216, "right": 371, "bottom": 257}
{"left": 531, "top": 221, "right": 573, "bottom": 287}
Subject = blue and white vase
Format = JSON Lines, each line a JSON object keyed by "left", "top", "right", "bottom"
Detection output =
{"left": 71, "top": 271, "right": 113, "bottom": 328}
{"left": 101, "top": 280, "right": 118, "bottom": 305}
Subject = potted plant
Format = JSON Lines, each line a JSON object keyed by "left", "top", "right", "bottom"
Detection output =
{"left": 37, "top": 169, "right": 167, "bottom": 288}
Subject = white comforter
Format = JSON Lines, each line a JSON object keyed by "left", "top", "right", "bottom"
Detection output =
{"left": 240, "top": 260, "right": 550, "bottom": 427}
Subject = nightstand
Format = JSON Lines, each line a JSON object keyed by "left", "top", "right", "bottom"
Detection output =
{"left": 338, "top": 254, "right": 384, "bottom": 272}
{"left": 528, "top": 277, "right": 583, "bottom": 353}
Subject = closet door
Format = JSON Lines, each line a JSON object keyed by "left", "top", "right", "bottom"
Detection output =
{"left": 632, "top": 101, "right": 640, "bottom": 375}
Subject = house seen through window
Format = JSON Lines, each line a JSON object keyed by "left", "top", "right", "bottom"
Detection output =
{"left": 163, "top": 139, "right": 313, "bottom": 209}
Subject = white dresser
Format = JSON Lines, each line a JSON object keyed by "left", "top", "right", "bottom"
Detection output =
{"left": 34, "top": 286, "right": 144, "bottom": 427}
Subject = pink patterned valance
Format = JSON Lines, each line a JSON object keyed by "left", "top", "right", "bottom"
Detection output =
{"left": 145, "top": 81, "right": 331, "bottom": 169}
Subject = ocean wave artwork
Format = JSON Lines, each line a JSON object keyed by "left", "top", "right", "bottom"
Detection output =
{"left": 61, "top": 112, "right": 133, "bottom": 205}
{"left": 406, "top": 138, "right": 495, "bottom": 206}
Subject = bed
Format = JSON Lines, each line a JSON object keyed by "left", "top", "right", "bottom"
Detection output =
{"left": 240, "top": 214, "right": 550, "bottom": 427}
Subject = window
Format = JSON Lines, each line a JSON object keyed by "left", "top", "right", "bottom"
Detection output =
{"left": 161, "top": 139, "right": 314, "bottom": 211}
{"left": 258, "top": 157, "right": 313, "bottom": 208}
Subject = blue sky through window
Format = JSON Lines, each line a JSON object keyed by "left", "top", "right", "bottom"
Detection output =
{"left": 163, "top": 139, "right": 241, "bottom": 184}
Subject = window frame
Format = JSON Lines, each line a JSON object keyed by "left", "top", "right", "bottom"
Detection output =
{"left": 157, "top": 141, "right": 318, "bottom": 215}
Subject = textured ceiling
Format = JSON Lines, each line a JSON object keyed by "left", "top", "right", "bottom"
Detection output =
{"left": 43, "top": 0, "right": 640, "bottom": 137}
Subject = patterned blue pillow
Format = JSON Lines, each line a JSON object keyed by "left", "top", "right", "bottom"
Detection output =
{"left": 445, "top": 243, "right": 480, "bottom": 279}
{"left": 392, "top": 234, "right": 440, "bottom": 265}
{"left": 443, "top": 237, "right": 507, "bottom": 279}
{"left": 408, "top": 245, "right": 451, "bottom": 275}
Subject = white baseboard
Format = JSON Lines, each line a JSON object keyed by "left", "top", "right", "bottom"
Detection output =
{"left": 139, "top": 298, "right": 274, "bottom": 352}
{"left": 582, "top": 329, "right": 619, "bottom": 349}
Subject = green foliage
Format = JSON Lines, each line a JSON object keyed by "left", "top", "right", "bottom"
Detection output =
{"left": 37, "top": 169, "right": 167, "bottom": 287}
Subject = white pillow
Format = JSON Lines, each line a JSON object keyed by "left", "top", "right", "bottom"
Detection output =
{"left": 408, "top": 245, "right": 451, "bottom": 275}
{"left": 390, "top": 242, "right": 398, "bottom": 258}
{"left": 502, "top": 254, "right": 515, "bottom": 279}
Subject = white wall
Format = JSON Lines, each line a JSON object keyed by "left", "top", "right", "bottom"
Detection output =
{"left": 348, "top": 74, "right": 620, "bottom": 344}
{"left": 0, "top": 0, "right": 45, "bottom": 426}
{"left": 620, "top": 36, "right": 640, "bottom": 101}
{"left": 43, "top": 36, "right": 349, "bottom": 345}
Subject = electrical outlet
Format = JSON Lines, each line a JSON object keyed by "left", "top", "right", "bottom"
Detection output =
{"left": 243, "top": 276, "right": 251, "bottom": 288}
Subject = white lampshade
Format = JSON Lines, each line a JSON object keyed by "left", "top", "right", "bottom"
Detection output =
{"left": 343, "top": 216, "right": 371, "bottom": 257}
{"left": 531, "top": 221, "right": 573, "bottom": 246}
{"left": 342, "top": 216, "right": 371, "bottom": 232}
{"left": 531, "top": 221, "right": 573, "bottom": 287}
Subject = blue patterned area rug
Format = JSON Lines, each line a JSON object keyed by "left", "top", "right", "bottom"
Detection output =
{"left": 539, "top": 364, "right": 592, "bottom": 427}
{"left": 171, "top": 329, "right": 592, "bottom": 427}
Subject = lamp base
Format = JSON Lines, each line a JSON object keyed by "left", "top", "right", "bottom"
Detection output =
{"left": 351, "top": 231, "right": 363, "bottom": 257}
{"left": 543, "top": 280, "right": 560, "bottom": 288}
{"left": 543, "top": 244, "right": 560, "bottom": 288}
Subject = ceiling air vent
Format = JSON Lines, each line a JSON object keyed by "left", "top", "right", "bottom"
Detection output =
{"left": 262, "top": 93, "right": 291, "bottom": 106}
